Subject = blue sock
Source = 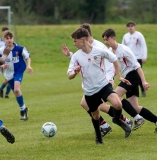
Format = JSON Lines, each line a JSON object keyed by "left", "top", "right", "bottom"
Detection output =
{"left": 6, "top": 85, "right": 11, "bottom": 95}
{"left": 0, "top": 83, "right": 6, "bottom": 90}
{"left": 16, "top": 95, "right": 24, "bottom": 107}
{"left": 0, "top": 120, "right": 3, "bottom": 126}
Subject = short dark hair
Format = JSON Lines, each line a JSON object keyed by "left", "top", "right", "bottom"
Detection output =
{"left": 126, "top": 21, "right": 136, "bottom": 27}
{"left": 80, "top": 23, "right": 92, "bottom": 36}
{"left": 71, "top": 28, "right": 89, "bottom": 39}
{"left": 2, "top": 27, "right": 9, "bottom": 32}
{"left": 3, "top": 30, "right": 14, "bottom": 38}
{"left": 102, "top": 28, "right": 116, "bottom": 38}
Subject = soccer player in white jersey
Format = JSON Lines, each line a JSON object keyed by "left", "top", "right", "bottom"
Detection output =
{"left": 0, "top": 30, "right": 33, "bottom": 120}
{"left": 122, "top": 21, "right": 147, "bottom": 97}
{"left": 62, "top": 23, "right": 137, "bottom": 137}
{"left": 67, "top": 28, "right": 132, "bottom": 144}
{"left": 0, "top": 119, "right": 15, "bottom": 144}
{"left": 0, "top": 27, "right": 11, "bottom": 98}
{"left": 102, "top": 28, "right": 157, "bottom": 132}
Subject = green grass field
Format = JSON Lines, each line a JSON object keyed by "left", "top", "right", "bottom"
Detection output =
{"left": 0, "top": 24, "right": 157, "bottom": 160}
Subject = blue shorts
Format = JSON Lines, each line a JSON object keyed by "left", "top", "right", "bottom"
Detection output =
{"left": 8, "top": 74, "right": 23, "bottom": 90}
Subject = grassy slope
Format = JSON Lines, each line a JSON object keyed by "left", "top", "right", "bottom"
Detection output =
{"left": 0, "top": 24, "right": 157, "bottom": 160}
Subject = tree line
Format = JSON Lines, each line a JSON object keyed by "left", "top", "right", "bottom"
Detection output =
{"left": 0, "top": 0, "right": 157, "bottom": 25}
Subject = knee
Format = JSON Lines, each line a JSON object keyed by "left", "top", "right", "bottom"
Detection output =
{"left": 92, "top": 114, "right": 100, "bottom": 120}
{"left": 80, "top": 99, "right": 89, "bottom": 111}
{"left": 80, "top": 100, "right": 85, "bottom": 107}
{"left": 99, "top": 103, "right": 109, "bottom": 113}
{"left": 14, "top": 89, "right": 20, "bottom": 95}
{"left": 136, "top": 106, "right": 142, "bottom": 113}
{"left": 113, "top": 102, "right": 122, "bottom": 110}
{"left": 91, "top": 112, "right": 100, "bottom": 120}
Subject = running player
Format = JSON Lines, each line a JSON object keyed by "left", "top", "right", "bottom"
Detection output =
{"left": 62, "top": 23, "right": 144, "bottom": 133}
{"left": 67, "top": 27, "right": 132, "bottom": 144}
{"left": 102, "top": 28, "right": 157, "bottom": 132}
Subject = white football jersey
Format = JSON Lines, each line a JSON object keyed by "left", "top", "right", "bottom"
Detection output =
{"left": 122, "top": 31, "right": 147, "bottom": 59}
{"left": 68, "top": 46, "right": 117, "bottom": 95}
{"left": 91, "top": 39, "right": 115, "bottom": 80}
{"left": 0, "top": 38, "right": 5, "bottom": 48}
{"left": 109, "top": 43, "right": 140, "bottom": 77}
{"left": 69, "top": 39, "right": 115, "bottom": 81}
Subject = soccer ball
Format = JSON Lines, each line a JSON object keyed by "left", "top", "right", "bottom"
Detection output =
{"left": 41, "top": 122, "right": 57, "bottom": 137}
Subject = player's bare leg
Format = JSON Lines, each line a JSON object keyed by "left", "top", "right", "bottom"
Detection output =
{"left": 81, "top": 95, "right": 112, "bottom": 137}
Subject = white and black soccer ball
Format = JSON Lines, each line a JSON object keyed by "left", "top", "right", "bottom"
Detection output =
{"left": 42, "top": 122, "right": 57, "bottom": 137}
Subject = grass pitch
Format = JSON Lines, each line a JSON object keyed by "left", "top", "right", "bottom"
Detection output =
{"left": 0, "top": 24, "right": 157, "bottom": 160}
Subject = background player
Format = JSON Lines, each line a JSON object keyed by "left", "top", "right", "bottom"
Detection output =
{"left": 122, "top": 21, "right": 147, "bottom": 97}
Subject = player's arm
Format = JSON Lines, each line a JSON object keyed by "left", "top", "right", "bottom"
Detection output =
{"left": 0, "top": 63, "right": 8, "bottom": 69}
{"left": 22, "top": 47, "right": 33, "bottom": 74}
{"left": 136, "top": 67, "right": 150, "bottom": 90}
{"left": 140, "top": 34, "right": 147, "bottom": 63}
{"left": 68, "top": 65, "right": 81, "bottom": 79}
{"left": 67, "top": 54, "right": 80, "bottom": 79}
{"left": 113, "top": 60, "right": 131, "bottom": 85}
{"left": 26, "top": 57, "right": 33, "bottom": 74}
{"left": 121, "top": 35, "right": 125, "bottom": 45}
{"left": 61, "top": 44, "right": 73, "bottom": 58}
{"left": 105, "top": 61, "right": 116, "bottom": 87}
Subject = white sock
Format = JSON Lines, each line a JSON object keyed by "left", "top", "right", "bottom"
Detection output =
{"left": 134, "top": 114, "right": 142, "bottom": 120}
{"left": 100, "top": 123, "right": 109, "bottom": 128}
{"left": 125, "top": 118, "right": 130, "bottom": 123}
{"left": 20, "top": 104, "right": 26, "bottom": 111}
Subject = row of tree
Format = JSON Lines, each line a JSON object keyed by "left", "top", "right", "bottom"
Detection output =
{"left": 0, "top": 0, "right": 157, "bottom": 24}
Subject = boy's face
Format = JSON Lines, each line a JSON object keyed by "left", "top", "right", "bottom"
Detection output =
{"left": 103, "top": 36, "right": 114, "bottom": 47}
{"left": 4, "top": 36, "right": 14, "bottom": 46}
{"left": 73, "top": 37, "right": 85, "bottom": 49}
{"left": 127, "top": 24, "right": 135, "bottom": 33}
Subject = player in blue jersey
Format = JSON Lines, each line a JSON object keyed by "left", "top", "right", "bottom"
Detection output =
{"left": 0, "top": 30, "right": 33, "bottom": 120}
{"left": 0, "top": 27, "right": 11, "bottom": 98}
